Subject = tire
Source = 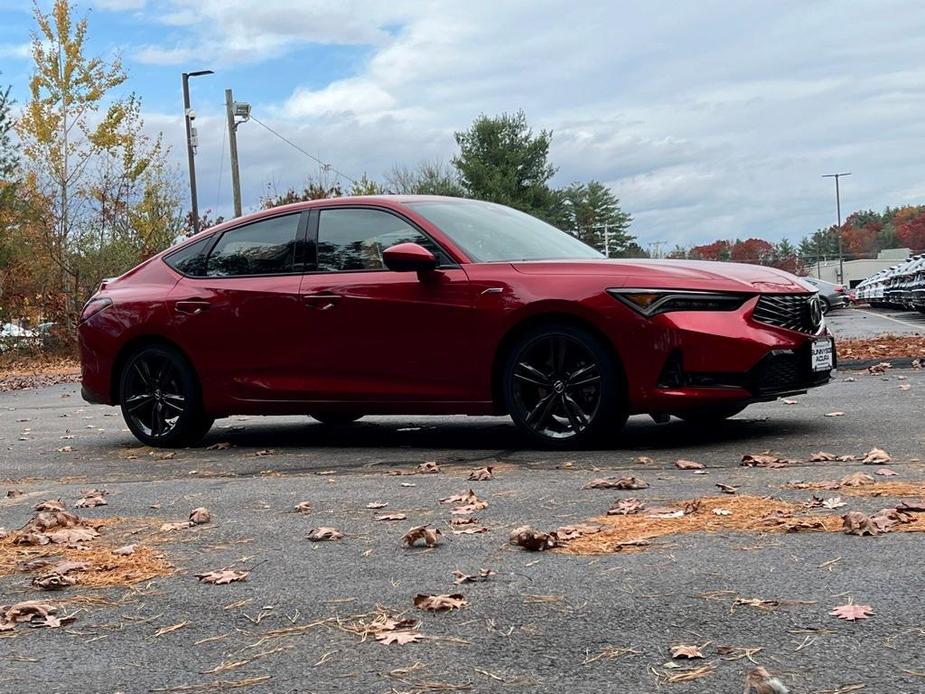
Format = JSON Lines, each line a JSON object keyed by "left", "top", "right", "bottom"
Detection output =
{"left": 675, "top": 403, "right": 747, "bottom": 423}
{"left": 119, "top": 343, "right": 213, "bottom": 448}
{"left": 502, "top": 322, "right": 627, "bottom": 448}
{"left": 820, "top": 297, "right": 831, "bottom": 314}
{"left": 310, "top": 413, "right": 364, "bottom": 425}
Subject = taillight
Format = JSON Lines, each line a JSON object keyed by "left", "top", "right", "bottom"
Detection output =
{"left": 79, "top": 297, "right": 112, "bottom": 323}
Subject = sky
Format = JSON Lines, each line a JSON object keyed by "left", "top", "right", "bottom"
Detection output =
{"left": 1, "top": 0, "right": 924, "bottom": 250}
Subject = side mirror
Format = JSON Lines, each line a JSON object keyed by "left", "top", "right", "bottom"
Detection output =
{"left": 382, "top": 242, "right": 438, "bottom": 273}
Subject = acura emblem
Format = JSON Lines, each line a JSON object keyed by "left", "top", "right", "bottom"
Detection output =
{"left": 809, "top": 296, "right": 823, "bottom": 327}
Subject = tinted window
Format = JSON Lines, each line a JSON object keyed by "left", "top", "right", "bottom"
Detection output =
{"left": 408, "top": 200, "right": 602, "bottom": 262}
{"left": 206, "top": 214, "right": 300, "bottom": 277}
{"left": 165, "top": 236, "right": 210, "bottom": 277}
{"left": 316, "top": 208, "right": 442, "bottom": 272}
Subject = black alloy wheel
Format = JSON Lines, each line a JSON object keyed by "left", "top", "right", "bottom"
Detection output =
{"left": 503, "top": 323, "right": 626, "bottom": 448}
{"left": 120, "top": 344, "right": 213, "bottom": 447}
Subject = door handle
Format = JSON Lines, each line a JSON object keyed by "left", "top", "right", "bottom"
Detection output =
{"left": 174, "top": 299, "right": 210, "bottom": 315}
{"left": 303, "top": 293, "right": 342, "bottom": 311}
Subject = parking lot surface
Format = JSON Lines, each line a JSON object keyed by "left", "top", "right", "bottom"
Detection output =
{"left": 1, "top": 310, "right": 924, "bottom": 693}
{"left": 827, "top": 305, "right": 925, "bottom": 338}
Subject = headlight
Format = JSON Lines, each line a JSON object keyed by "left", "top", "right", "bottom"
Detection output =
{"left": 607, "top": 288, "right": 751, "bottom": 317}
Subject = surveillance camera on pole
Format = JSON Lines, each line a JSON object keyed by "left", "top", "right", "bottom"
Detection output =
{"left": 225, "top": 89, "right": 250, "bottom": 218}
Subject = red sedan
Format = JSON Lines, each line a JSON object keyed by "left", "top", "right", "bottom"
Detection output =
{"left": 78, "top": 196, "right": 835, "bottom": 448}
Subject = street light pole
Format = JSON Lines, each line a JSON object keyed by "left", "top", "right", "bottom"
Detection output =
{"left": 182, "top": 70, "right": 213, "bottom": 234}
{"left": 822, "top": 172, "right": 851, "bottom": 285}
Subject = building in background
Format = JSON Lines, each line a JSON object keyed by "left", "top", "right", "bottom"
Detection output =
{"left": 808, "top": 248, "right": 911, "bottom": 287}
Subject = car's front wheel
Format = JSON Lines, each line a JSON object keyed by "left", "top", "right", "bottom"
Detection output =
{"left": 119, "top": 344, "right": 213, "bottom": 448}
{"left": 503, "top": 323, "right": 627, "bottom": 448}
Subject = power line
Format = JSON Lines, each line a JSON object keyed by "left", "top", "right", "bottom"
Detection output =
{"left": 248, "top": 114, "right": 358, "bottom": 186}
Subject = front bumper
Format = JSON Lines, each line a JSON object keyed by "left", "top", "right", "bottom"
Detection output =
{"left": 613, "top": 296, "right": 835, "bottom": 414}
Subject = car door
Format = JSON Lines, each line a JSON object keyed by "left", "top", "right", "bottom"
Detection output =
{"left": 299, "top": 206, "right": 479, "bottom": 404}
{"left": 165, "top": 211, "right": 312, "bottom": 405}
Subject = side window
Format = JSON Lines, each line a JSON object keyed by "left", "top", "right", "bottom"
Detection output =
{"left": 206, "top": 214, "right": 300, "bottom": 277}
{"left": 165, "top": 236, "right": 211, "bottom": 277}
{"left": 316, "top": 208, "right": 442, "bottom": 272}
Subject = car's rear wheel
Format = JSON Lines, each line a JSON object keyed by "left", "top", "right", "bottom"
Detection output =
{"left": 119, "top": 344, "right": 213, "bottom": 448}
{"left": 310, "top": 413, "right": 364, "bottom": 425}
{"left": 503, "top": 323, "right": 627, "bottom": 448}
{"left": 674, "top": 403, "right": 747, "bottom": 423}
{"left": 820, "top": 297, "right": 831, "bottom": 314}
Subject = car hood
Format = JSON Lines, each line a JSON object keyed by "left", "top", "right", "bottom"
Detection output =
{"left": 510, "top": 259, "right": 812, "bottom": 293}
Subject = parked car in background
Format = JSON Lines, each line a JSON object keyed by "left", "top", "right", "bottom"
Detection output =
{"left": 78, "top": 196, "right": 835, "bottom": 449}
{"left": 801, "top": 277, "right": 848, "bottom": 312}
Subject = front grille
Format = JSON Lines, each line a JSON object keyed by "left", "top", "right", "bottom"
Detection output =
{"left": 753, "top": 293, "right": 821, "bottom": 334}
{"left": 750, "top": 352, "right": 802, "bottom": 394}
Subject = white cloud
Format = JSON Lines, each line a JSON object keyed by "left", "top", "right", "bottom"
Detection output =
{"left": 0, "top": 42, "right": 31, "bottom": 60}
{"left": 134, "top": 0, "right": 925, "bottom": 247}
{"left": 93, "top": 0, "right": 147, "bottom": 9}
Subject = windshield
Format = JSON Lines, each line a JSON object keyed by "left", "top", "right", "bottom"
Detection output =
{"left": 407, "top": 200, "right": 603, "bottom": 262}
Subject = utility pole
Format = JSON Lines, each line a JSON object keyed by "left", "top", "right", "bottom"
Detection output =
{"left": 182, "top": 70, "right": 213, "bottom": 234}
{"left": 822, "top": 172, "right": 851, "bottom": 284}
{"left": 224, "top": 88, "right": 251, "bottom": 218}
{"left": 648, "top": 241, "right": 667, "bottom": 259}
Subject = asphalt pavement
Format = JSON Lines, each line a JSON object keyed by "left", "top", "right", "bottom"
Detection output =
{"left": 1, "top": 310, "right": 924, "bottom": 693}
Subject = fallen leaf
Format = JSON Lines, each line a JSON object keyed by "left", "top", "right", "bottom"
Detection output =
{"left": 254, "top": 449, "right": 274, "bottom": 457}
{"left": 675, "top": 459, "right": 704, "bottom": 470}
{"left": 160, "top": 520, "right": 193, "bottom": 532}
{"left": 810, "top": 451, "right": 838, "bottom": 462}
{"left": 6, "top": 490, "right": 23, "bottom": 498}
{"left": 366, "top": 501, "right": 388, "bottom": 509}
{"left": 635, "top": 456, "right": 655, "bottom": 464}
{"left": 868, "top": 362, "right": 891, "bottom": 374}
{"left": 413, "top": 593, "right": 467, "bottom": 611}
{"left": 46, "top": 527, "right": 98, "bottom": 545}
{"left": 34, "top": 499, "right": 66, "bottom": 512}
{"left": 294, "top": 501, "right": 312, "bottom": 513}
{"left": 875, "top": 468, "right": 898, "bottom": 477}
{"left": 861, "top": 447, "right": 891, "bottom": 465}
{"left": 376, "top": 630, "right": 423, "bottom": 645}
{"left": 189, "top": 507, "right": 211, "bottom": 525}
{"left": 715, "top": 483, "right": 738, "bottom": 494}
{"left": 670, "top": 644, "right": 705, "bottom": 659}
{"left": 207, "top": 442, "right": 232, "bottom": 450}
{"left": 468, "top": 466, "right": 493, "bottom": 481}
{"left": 898, "top": 500, "right": 925, "bottom": 512}
{"left": 452, "top": 569, "right": 495, "bottom": 584}
{"left": 450, "top": 517, "right": 478, "bottom": 526}
{"left": 415, "top": 461, "right": 440, "bottom": 474}
{"left": 556, "top": 524, "right": 602, "bottom": 541}
{"left": 583, "top": 476, "right": 648, "bottom": 490}
{"left": 452, "top": 526, "right": 488, "bottom": 535}
{"left": 712, "top": 508, "right": 732, "bottom": 516}
{"left": 840, "top": 472, "right": 875, "bottom": 487}
{"left": 196, "top": 570, "right": 249, "bottom": 585}
{"left": 439, "top": 490, "right": 481, "bottom": 505}
{"left": 403, "top": 525, "right": 442, "bottom": 547}
{"left": 741, "top": 453, "right": 793, "bottom": 468}
{"left": 376, "top": 513, "right": 407, "bottom": 522}
{"left": 842, "top": 511, "right": 880, "bottom": 536}
{"left": 509, "top": 525, "right": 559, "bottom": 551}
{"left": 307, "top": 527, "right": 344, "bottom": 541}
{"left": 607, "top": 498, "right": 645, "bottom": 515}
{"left": 825, "top": 411, "right": 846, "bottom": 417}
{"left": 113, "top": 544, "right": 136, "bottom": 556}
{"left": 822, "top": 497, "right": 846, "bottom": 509}
{"left": 900, "top": 384, "right": 912, "bottom": 391}
{"left": 32, "top": 573, "right": 77, "bottom": 591}
{"left": 744, "top": 667, "right": 790, "bottom": 694}
{"left": 829, "top": 603, "right": 873, "bottom": 621}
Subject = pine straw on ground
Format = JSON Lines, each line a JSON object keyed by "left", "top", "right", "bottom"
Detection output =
{"left": 0, "top": 517, "right": 174, "bottom": 587}
{"left": 557, "top": 495, "right": 925, "bottom": 556}
{"left": 837, "top": 334, "right": 925, "bottom": 361}
{"left": 787, "top": 481, "right": 925, "bottom": 497}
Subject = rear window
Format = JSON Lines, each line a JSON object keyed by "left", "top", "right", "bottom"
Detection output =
{"left": 164, "top": 236, "right": 210, "bottom": 277}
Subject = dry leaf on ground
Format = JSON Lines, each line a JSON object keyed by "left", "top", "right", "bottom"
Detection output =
{"left": 825, "top": 411, "right": 846, "bottom": 417}
{"left": 196, "top": 570, "right": 249, "bottom": 585}
{"left": 556, "top": 524, "right": 602, "bottom": 541}
{"left": 876, "top": 468, "right": 898, "bottom": 477}
{"left": 376, "top": 630, "right": 423, "bottom": 645}
{"left": 509, "top": 525, "right": 559, "bottom": 551}
{"left": 830, "top": 603, "right": 873, "bottom": 621}
{"left": 583, "top": 476, "right": 648, "bottom": 490}
{"left": 452, "top": 526, "right": 488, "bottom": 535}
{"left": 376, "top": 513, "right": 407, "bottom": 522}
{"left": 636, "top": 456, "right": 655, "bottom": 464}
{"left": 413, "top": 593, "right": 467, "bottom": 611}
{"left": 207, "top": 441, "right": 232, "bottom": 450}
{"left": 670, "top": 644, "right": 705, "bottom": 659}
{"left": 675, "top": 459, "right": 704, "bottom": 470}
{"left": 254, "top": 449, "right": 274, "bottom": 457}
{"left": 189, "top": 507, "right": 211, "bottom": 525}
{"left": 862, "top": 447, "right": 891, "bottom": 465}
{"left": 821, "top": 497, "right": 846, "bottom": 509}
{"left": 416, "top": 461, "right": 440, "bottom": 474}
{"left": 0, "top": 601, "right": 75, "bottom": 631}
{"left": 32, "top": 573, "right": 77, "bottom": 591}
{"left": 403, "top": 525, "right": 441, "bottom": 547}
{"left": 741, "top": 453, "right": 794, "bottom": 468}
{"left": 452, "top": 569, "right": 495, "bottom": 584}
{"left": 468, "top": 466, "right": 493, "bottom": 481}
{"left": 366, "top": 501, "right": 388, "bottom": 509}
{"left": 608, "top": 498, "right": 645, "bottom": 515}
{"left": 160, "top": 520, "right": 193, "bottom": 532}
{"left": 810, "top": 451, "right": 838, "bottom": 462}
{"left": 307, "top": 527, "right": 344, "bottom": 541}
{"left": 294, "top": 501, "right": 312, "bottom": 513}
{"left": 46, "top": 527, "right": 98, "bottom": 545}
{"left": 744, "top": 666, "right": 790, "bottom": 694}
{"left": 113, "top": 544, "right": 136, "bottom": 556}
{"left": 34, "top": 499, "right": 66, "bottom": 512}
{"left": 842, "top": 511, "right": 880, "bottom": 536}
{"left": 715, "top": 483, "right": 738, "bottom": 494}
{"left": 75, "top": 490, "right": 107, "bottom": 508}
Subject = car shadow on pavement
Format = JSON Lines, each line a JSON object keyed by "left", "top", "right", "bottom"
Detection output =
{"left": 195, "top": 413, "right": 826, "bottom": 454}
